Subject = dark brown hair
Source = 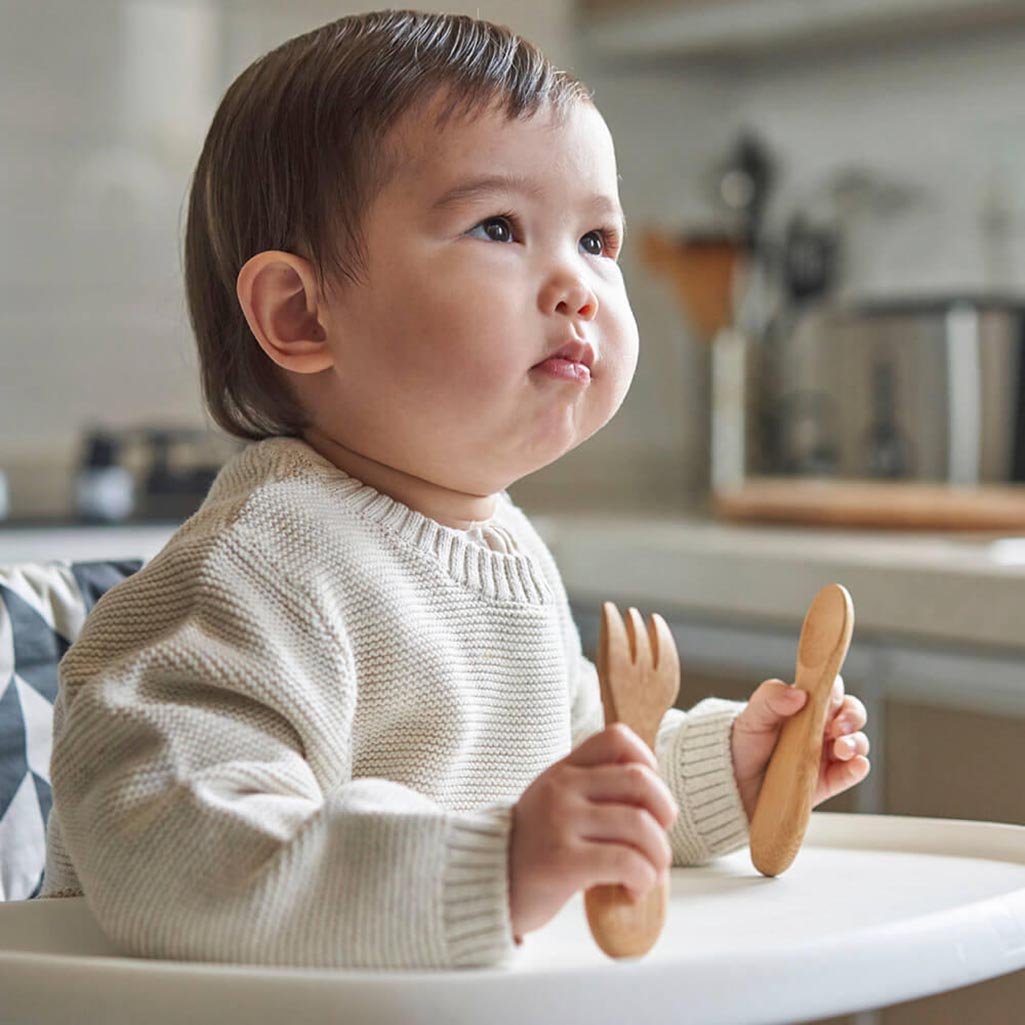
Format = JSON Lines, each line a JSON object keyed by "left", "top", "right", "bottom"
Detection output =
{"left": 183, "top": 9, "right": 592, "bottom": 440}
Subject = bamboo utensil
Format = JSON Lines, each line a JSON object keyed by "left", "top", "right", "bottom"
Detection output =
{"left": 749, "top": 583, "right": 855, "bottom": 877}
{"left": 585, "top": 602, "right": 681, "bottom": 959}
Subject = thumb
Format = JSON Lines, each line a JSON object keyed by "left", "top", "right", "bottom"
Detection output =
{"left": 741, "top": 679, "right": 807, "bottom": 734}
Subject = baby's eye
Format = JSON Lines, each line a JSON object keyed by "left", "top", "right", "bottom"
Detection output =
{"left": 581, "top": 228, "right": 621, "bottom": 259}
{"left": 467, "top": 216, "right": 515, "bottom": 243}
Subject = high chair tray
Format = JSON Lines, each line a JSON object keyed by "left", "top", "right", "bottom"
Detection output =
{"left": 3, "top": 813, "right": 1025, "bottom": 1025}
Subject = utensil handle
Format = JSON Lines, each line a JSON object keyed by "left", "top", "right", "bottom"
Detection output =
{"left": 584, "top": 875, "right": 669, "bottom": 960}
{"left": 749, "top": 584, "right": 854, "bottom": 877}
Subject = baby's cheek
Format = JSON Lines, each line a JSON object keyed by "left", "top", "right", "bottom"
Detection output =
{"left": 603, "top": 292, "right": 639, "bottom": 370}
{"left": 599, "top": 323, "right": 639, "bottom": 411}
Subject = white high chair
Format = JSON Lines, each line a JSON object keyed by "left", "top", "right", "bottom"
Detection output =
{"left": 2, "top": 560, "right": 1025, "bottom": 1023}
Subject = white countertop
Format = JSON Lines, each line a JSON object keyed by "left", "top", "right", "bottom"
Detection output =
{"left": 3, "top": 514, "right": 1025, "bottom": 652}
{"left": 533, "top": 513, "right": 1025, "bottom": 652}
{"left": 0, "top": 523, "right": 179, "bottom": 564}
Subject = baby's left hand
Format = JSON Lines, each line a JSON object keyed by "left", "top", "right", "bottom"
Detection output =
{"left": 730, "top": 676, "right": 870, "bottom": 823}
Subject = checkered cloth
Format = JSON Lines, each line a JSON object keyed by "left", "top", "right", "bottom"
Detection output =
{"left": 0, "top": 559, "right": 141, "bottom": 900}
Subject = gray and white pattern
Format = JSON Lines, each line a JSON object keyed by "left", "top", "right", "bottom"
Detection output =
{"left": 0, "top": 559, "right": 140, "bottom": 900}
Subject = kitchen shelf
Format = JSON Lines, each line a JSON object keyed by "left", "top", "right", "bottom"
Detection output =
{"left": 579, "top": 0, "right": 1025, "bottom": 62}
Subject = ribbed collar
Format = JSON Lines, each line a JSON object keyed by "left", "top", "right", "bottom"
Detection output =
{"left": 258, "top": 437, "right": 554, "bottom": 606}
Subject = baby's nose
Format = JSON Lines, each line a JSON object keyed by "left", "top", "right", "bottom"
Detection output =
{"left": 544, "top": 277, "right": 598, "bottom": 320}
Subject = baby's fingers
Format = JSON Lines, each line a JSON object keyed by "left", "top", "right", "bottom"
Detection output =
{"left": 815, "top": 752, "right": 871, "bottom": 807}
{"left": 568, "top": 722, "right": 657, "bottom": 771}
{"left": 829, "top": 674, "right": 845, "bottom": 712}
{"left": 736, "top": 678, "right": 807, "bottom": 736}
{"left": 827, "top": 694, "right": 868, "bottom": 740}
{"left": 830, "top": 731, "right": 870, "bottom": 762}
{"left": 583, "top": 762, "right": 679, "bottom": 831}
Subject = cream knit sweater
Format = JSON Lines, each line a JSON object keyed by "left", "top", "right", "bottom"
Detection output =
{"left": 42, "top": 437, "right": 750, "bottom": 969}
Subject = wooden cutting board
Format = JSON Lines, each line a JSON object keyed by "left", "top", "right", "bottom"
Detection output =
{"left": 714, "top": 476, "right": 1025, "bottom": 530}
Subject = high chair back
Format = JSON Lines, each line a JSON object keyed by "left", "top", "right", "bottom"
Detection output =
{"left": 0, "top": 558, "right": 141, "bottom": 900}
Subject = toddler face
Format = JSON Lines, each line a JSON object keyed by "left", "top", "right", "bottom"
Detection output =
{"left": 310, "top": 94, "right": 639, "bottom": 496}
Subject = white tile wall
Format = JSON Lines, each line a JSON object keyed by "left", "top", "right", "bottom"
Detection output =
{"left": 5, "top": 2, "right": 1023, "bottom": 516}
{"left": 727, "top": 30, "right": 1025, "bottom": 299}
{"left": 567, "top": 19, "right": 1025, "bottom": 497}
{"left": 0, "top": 0, "right": 571, "bottom": 517}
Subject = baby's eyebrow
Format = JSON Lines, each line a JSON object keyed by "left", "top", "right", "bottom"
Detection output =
{"left": 431, "top": 173, "right": 543, "bottom": 210}
{"left": 431, "top": 173, "right": 627, "bottom": 234}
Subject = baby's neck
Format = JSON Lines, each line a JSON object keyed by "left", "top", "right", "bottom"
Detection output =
{"left": 301, "top": 428, "right": 497, "bottom": 531}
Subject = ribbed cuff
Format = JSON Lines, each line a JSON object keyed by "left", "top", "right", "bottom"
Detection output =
{"left": 665, "top": 698, "right": 750, "bottom": 866}
{"left": 442, "top": 803, "right": 518, "bottom": 967}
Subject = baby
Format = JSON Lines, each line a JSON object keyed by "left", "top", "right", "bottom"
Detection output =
{"left": 42, "top": 10, "right": 870, "bottom": 969}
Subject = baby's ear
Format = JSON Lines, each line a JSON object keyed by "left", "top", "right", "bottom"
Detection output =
{"left": 236, "top": 250, "right": 334, "bottom": 374}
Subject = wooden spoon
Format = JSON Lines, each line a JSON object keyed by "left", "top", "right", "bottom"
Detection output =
{"left": 585, "top": 602, "right": 681, "bottom": 959}
{"left": 749, "top": 583, "right": 855, "bottom": 877}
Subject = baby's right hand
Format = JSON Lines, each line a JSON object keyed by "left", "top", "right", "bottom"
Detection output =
{"left": 507, "top": 723, "right": 679, "bottom": 941}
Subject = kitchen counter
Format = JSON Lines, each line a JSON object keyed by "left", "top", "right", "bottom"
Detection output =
{"left": 531, "top": 512, "right": 1025, "bottom": 654}
{"left": 4, "top": 512, "right": 1025, "bottom": 652}
{"left": 0, "top": 522, "right": 180, "bottom": 564}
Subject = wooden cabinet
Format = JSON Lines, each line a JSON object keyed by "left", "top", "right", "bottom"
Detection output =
{"left": 872, "top": 699, "right": 1025, "bottom": 1024}
{"left": 885, "top": 700, "right": 1025, "bottom": 826}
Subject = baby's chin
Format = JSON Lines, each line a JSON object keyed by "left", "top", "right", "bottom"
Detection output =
{"left": 510, "top": 412, "right": 610, "bottom": 482}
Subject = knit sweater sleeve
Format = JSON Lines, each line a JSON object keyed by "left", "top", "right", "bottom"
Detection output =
{"left": 655, "top": 699, "right": 750, "bottom": 864}
{"left": 49, "top": 536, "right": 517, "bottom": 969}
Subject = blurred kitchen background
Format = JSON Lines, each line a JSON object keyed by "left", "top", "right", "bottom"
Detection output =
{"left": 5, "top": 0, "right": 1025, "bottom": 523}
{"left": 5, "top": 2, "right": 1025, "bottom": 1020}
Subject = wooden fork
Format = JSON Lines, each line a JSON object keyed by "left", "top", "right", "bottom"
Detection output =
{"left": 584, "top": 602, "right": 681, "bottom": 959}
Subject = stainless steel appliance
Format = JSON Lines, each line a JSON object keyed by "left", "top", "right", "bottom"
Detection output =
{"left": 750, "top": 295, "right": 1025, "bottom": 486}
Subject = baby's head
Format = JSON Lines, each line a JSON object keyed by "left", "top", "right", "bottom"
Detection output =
{"left": 185, "top": 10, "right": 639, "bottom": 498}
